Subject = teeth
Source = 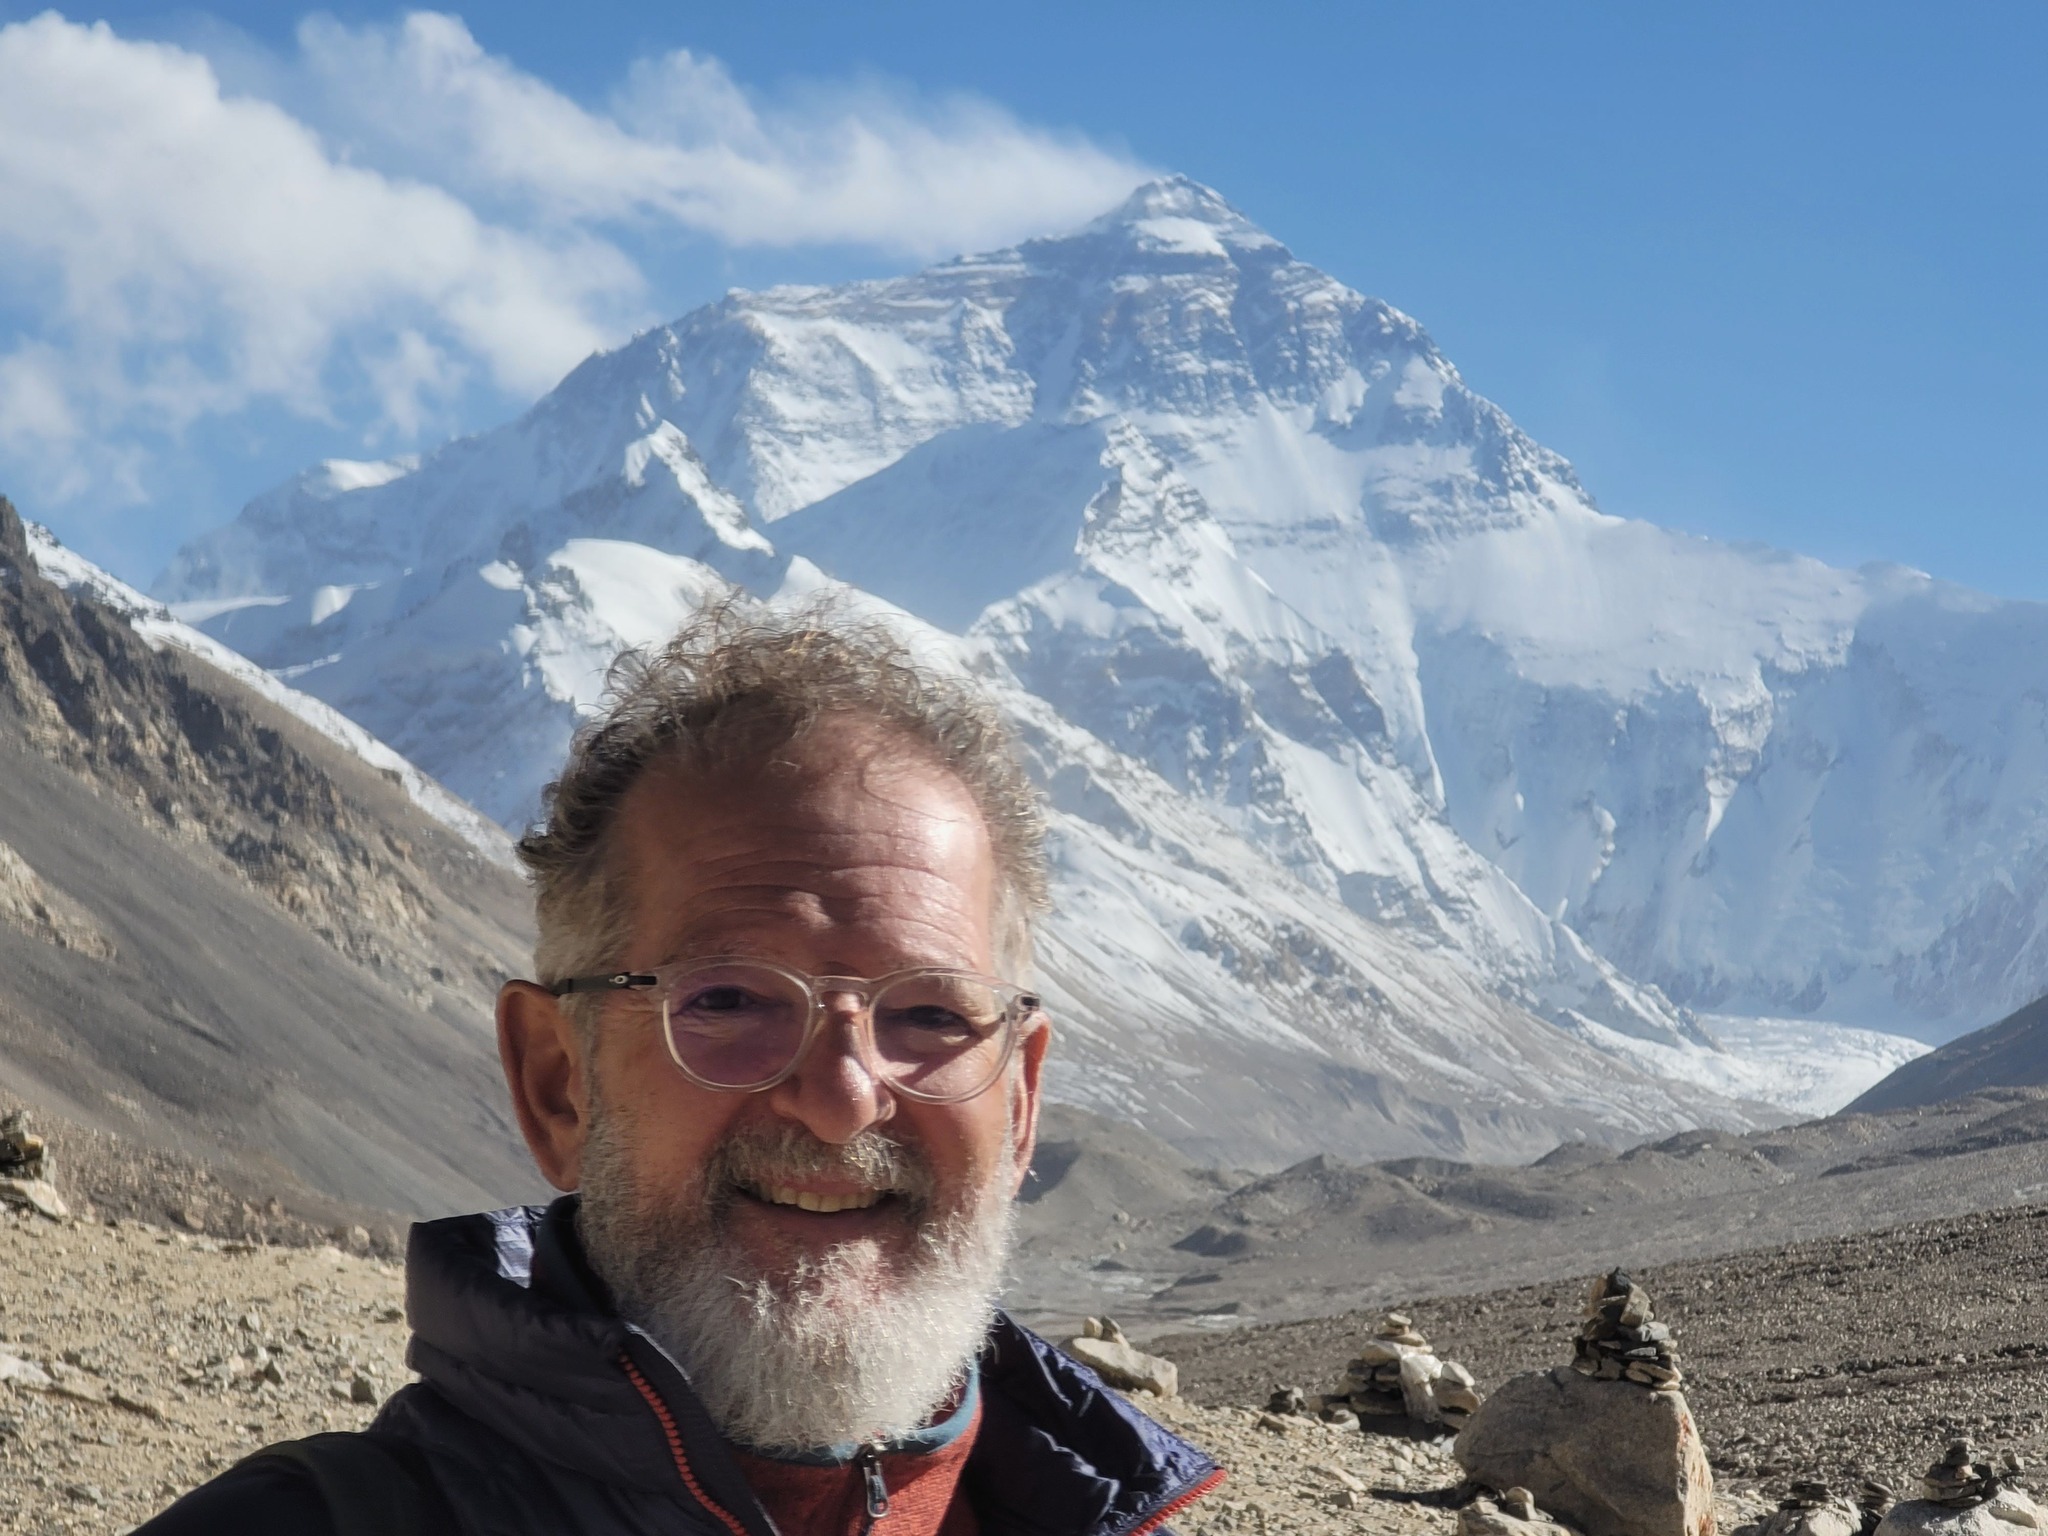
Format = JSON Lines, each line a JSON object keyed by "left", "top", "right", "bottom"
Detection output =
{"left": 758, "top": 1185, "right": 882, "bottom": 1213}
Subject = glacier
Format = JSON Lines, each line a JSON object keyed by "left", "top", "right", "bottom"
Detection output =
{"left": 150, "top": 175, "right": 2014, "bottom": 1163}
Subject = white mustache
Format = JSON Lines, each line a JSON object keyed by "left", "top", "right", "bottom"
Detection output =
{"left": 710, "top": 1125, "right": 936, "bottom": 1207}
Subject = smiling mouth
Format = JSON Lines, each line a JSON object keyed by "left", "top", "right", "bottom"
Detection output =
{"left": 738, "top": 1181, "right": 892, "bottom": 1214}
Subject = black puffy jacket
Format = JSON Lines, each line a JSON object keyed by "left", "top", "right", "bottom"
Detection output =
{"left": 141, "top": 1197, "right": 1223, "bottom": 1535}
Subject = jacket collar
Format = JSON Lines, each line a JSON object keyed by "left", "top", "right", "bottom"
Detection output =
{"left": 403, "top": 1198, "right": 1220, "bottom": 1536}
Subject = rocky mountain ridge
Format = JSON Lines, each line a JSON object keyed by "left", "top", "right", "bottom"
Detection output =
{"left": 0, "top": 495, "right": 542, "bottom": 1216}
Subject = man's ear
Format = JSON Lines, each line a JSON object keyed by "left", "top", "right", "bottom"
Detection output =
{"left": 498, "top": 980, "right": 592, "bottom": 1191}
{"left": 1006, "top": 1012, "right": 1052, "bottom": 1199}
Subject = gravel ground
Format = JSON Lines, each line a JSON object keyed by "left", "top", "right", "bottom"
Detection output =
{"left": 1161, "top": 1201, "right": 2048, "bottom": 1513}
{"left": 14, "top": 1192, "right": 2045, "bottom": 1532}
{"left": 0, "top": 1205, "right": 409, "bottom": 1535}
{"left": 1142, "top": 1396, "right": 1768, "bottom": 1536}
{"left": 0, "top": 1194, "right": 1780, "bottom": 1536}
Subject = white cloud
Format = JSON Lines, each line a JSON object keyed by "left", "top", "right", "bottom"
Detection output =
{"left": 0, "top": 14, "right": 641, "bottom": 476}
{"left": 294, "top": 13, "right": 1151, "bottom": 256}
{"left": 0, "top": 10, "right": 1150, "bottom": 509}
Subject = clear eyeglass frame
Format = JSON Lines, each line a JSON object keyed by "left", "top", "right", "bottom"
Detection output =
{"left": 550, "top": 956, "right": 1043, "bottom": 1104}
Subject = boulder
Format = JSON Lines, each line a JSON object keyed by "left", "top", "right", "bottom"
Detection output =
{"left": 1875, "top": 1494, "right": 2044, "bottom": 1536}
{"left": 1757, "top": 1500, "right": 1864, "bottom": 1536}
{"left": 1454, "top": 1367, "right": 1714, "bottom": 1536}
{"left": 1064, "top": 1335, "right": 1179, "bottom": 1398}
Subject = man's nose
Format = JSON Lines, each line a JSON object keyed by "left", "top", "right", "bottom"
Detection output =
{"left": 765, "top": 994, "right": 894, "bottom": 1142}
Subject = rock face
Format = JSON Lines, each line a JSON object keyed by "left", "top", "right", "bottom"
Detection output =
{"left": 0, "top": 837, "right": 113, "bottom": 956}
{"left": 1454, "top": 1367, "right": 1715, "bottom": 1536}
{"left": 0, "top": 496, "right": 543, "bottom": 1217}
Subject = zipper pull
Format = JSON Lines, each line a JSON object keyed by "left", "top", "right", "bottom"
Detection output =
{"left": 858, "top": 1444, "right": 890, "bottom": 1527}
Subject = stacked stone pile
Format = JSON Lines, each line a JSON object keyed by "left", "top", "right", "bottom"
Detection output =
{"left": 1860, "top": 1483, "right": 1899, "bottom": 1536}
{"left": 1922, "top": 1444, "right": 2002, "bottom": 1507}
{"left": 0, "top": 1108, "right": 67, "bottom": 1221}
{"left": 1324, "top": 1312, "right": 1484, "bottom": 1430}
{"left": 1869, "top": 1443, "right": 2041, "bottom": 1536}
{"left": 1572, "top": 1269, "right": 1681, "bottom": 1389}
{"left": 1455, "top": 1270, "right": 1714, "bottom": 1536}
{"left": 1257, "top": 1310, "right": 1484, "bottom": 1434}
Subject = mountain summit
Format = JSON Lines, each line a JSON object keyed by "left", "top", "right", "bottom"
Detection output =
{"left": 157, "top": 177, "right": 2034, "bottom": 1162}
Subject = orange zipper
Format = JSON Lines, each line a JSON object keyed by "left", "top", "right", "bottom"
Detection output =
{"left": 1128, "top": 1466, "right": 1227, "bottom": 1536}
{"left": 619, "top": 1350, "right": 756, "bottom": 1536}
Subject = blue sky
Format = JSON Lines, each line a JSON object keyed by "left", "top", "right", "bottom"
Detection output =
{"left": 2, "top": 3, "right": 2045, "bottom": 598}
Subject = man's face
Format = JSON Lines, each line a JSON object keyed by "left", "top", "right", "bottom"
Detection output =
{"left": 594, "top": 726, "right": 1039, "bottom": 1267}
{"left": 500, "top": 722, "right": 1047, "bottom": 1448}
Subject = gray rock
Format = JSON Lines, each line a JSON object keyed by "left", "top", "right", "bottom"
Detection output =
{"left": 1400, "top": 1349, "right": 1445, "bottom": 1423}
{"left": 1267, "top": 1384, "right": 1309, "bottom": 1416}
{"left": 1460, "top": 1492, "right": 1580, "bottom": 1536}
{"left": 1454, "top": 1366, "right": 1715, "bottom": 1536}
{"left": 1759, "top": 1500, "right": 1863, "bottom": 1536}
{"left": 1875, "top": 1493, "right": 2043, "bottom": 1536}
{"left": 0, "top": 1353, "right": 51, "bottom": 1390}
{"left": 1064, "top": 1335, "right": 1178, "bottom": 1397}
{"left": 0, "top": 1177, "right": 68, "bottom": 1221}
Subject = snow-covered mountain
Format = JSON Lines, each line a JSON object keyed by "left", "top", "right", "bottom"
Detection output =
{"left": 156, "top": 176, "right": 1986, "bottom": 1162}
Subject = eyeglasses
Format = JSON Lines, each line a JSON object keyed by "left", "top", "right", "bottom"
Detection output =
{"left": 551, "top": 958, "right": 1042, "bottom": 1104}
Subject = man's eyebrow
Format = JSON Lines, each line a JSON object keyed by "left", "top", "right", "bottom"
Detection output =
{"left": 648, "top": 942, "right": 769, "bottom": 968}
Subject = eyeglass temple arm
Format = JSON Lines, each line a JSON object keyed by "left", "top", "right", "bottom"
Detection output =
{"left": 549, "top": 973, "right": 659, "bottom": 997}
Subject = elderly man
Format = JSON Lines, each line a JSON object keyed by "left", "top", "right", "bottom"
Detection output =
{"left": 140, "top": 605, "right": 1221, "bottom": 1534}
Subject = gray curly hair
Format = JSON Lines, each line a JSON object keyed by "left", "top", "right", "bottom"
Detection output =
{"left": 517, "top": 597, "right": 1049, "bottom": 1025}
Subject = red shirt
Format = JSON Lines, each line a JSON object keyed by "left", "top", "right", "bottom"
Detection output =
{"left": 729, "top": 1397, "right": 982, "bottom": 1536}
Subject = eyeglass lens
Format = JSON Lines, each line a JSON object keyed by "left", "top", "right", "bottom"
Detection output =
{"left": 662, "top": 963, "right": 1015, "bottom": 1098}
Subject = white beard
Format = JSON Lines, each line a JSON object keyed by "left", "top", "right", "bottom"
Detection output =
{"left": 577, "top": 1104, "right": 1017, "bottom": 1455}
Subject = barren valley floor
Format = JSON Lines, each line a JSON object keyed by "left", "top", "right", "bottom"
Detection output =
{"left": 6, "top": 1192, "right": 2044, "bottom": 1533}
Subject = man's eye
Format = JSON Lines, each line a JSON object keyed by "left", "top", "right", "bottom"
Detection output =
{"left": 885, "top": 1006, "right": 985, "bottom": 1035}
{"left": 685, "top": 987, "right": 761, "bottom": 1013}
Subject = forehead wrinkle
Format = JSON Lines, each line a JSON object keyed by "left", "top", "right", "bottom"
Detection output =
{"left": 616, "top": 736, "right": 998, "bottom": 973}
{"left": 657, "top": 882, "right": 988, "bottom": 963}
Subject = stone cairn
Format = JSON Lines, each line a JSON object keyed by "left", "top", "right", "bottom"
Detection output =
{"left": 1266, "top": 1311, "right": 1484, "bottom": 1432}
{"left": 0, "top": 1109, "right": 67, "bottom": 1220}
{"left": 1572, "top": 1269, "right": 1681, "bottom": 1390}
{"left": 1856, "top": 1482, "right": 1897, "bottom": 1536}
{"left": 1920, "top": 1443, "right": 2005, "bottom": 1509}
{"left": 1865, "top": 1442, "right": 2038, "bottom": 1536}
{"left": 0, "top": 1110, "right": 49, "bottom": 1181}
